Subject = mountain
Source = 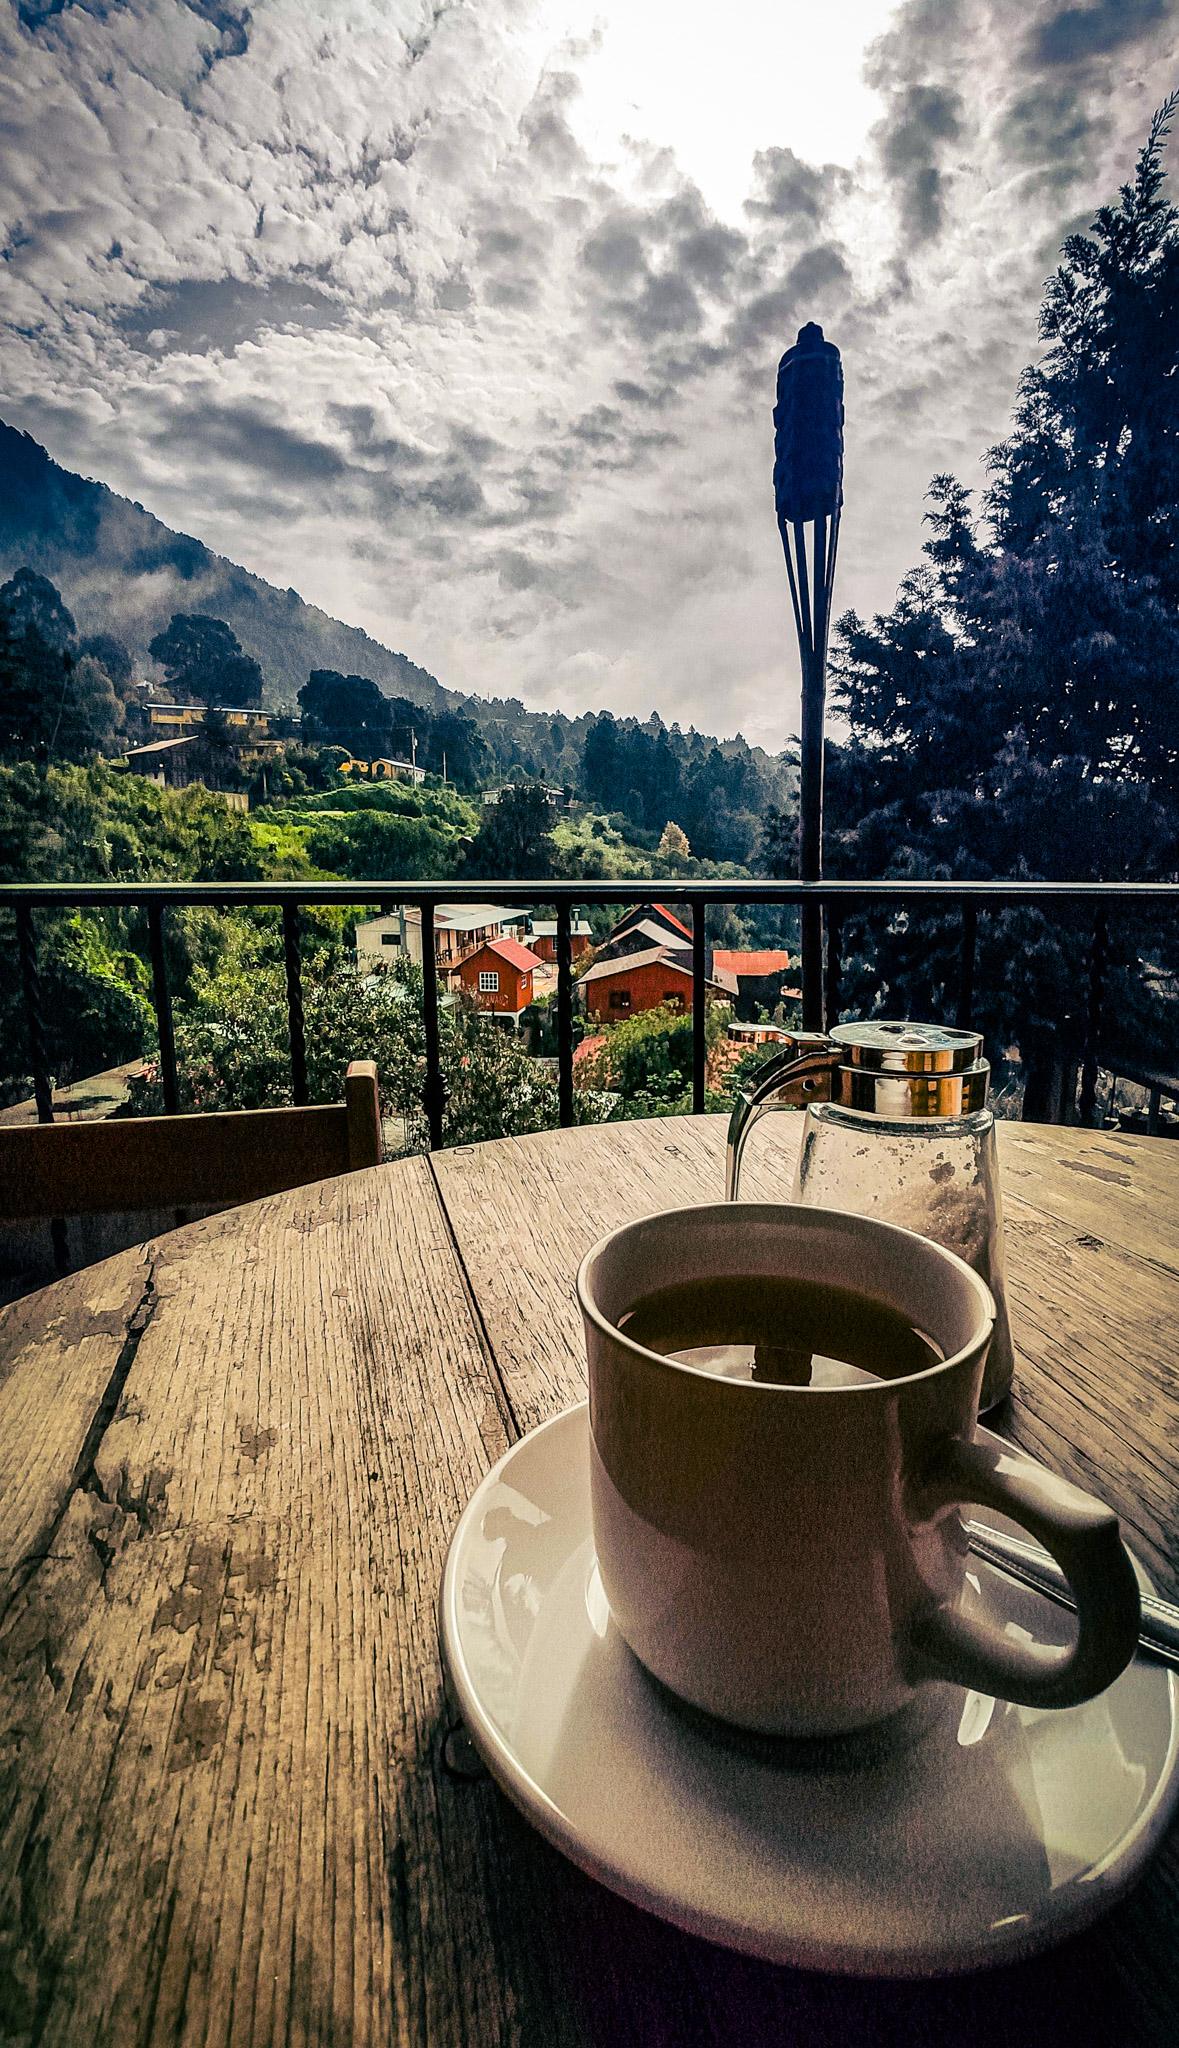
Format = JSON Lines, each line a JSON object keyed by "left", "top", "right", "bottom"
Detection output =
{"left": 0, "top": 420, "right": 447, "bottom": 711}
{"left": 0, "top": 420, "right": 797, "bottom": 833}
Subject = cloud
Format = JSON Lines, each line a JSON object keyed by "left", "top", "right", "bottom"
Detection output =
{"left": 2, "top": 0, "right": 1178, "bottom": 745}
{"left": 872, "top": 82, "right": 964, "bottom": 241}
{"left": 117, "top": 277, "right": 340, "bottom": 354}
{"left": 997, "top": 82, "right": 1107, "bottom": 189}
{"left": 677, "top": 222, "right": 745, "bottom": 291}
{"left": 745, "top": 147, "right": 848, "bottom": 224}
{"left": 1032, "top": 2, "right": 1170, "bottom": 67}
{"left": 581, "top": 217, "right": 646, "bottom": 280}
{"left": 159, "top": 399, "right": 346, "bottom": 485}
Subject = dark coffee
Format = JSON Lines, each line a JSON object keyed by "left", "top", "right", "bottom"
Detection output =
{"left": 618, "top": 1273, "right": 943, "bottom": 1387}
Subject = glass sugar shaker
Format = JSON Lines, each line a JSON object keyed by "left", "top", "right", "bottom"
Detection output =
{"left": 726, "top": 1021, "right": 1014, "bottom": 1412}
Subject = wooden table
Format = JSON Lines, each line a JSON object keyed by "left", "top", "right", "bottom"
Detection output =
{"left": 2, "top": 1115, "right": 1177, "bottom": 2047}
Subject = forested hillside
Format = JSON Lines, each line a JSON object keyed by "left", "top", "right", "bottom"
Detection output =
{"left": 0, "top": 420, "right": 798, "bottom": 837}
{"left": 0, "top": 421, "right": 445, "bottom": 711}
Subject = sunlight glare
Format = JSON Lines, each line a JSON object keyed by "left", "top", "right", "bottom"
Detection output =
{"left": 538, "top": 0, "right": 898, "bottom": 220}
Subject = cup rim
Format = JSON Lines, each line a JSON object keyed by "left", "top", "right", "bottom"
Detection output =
{"left": 576, "top": 1201, "right": 996, "bottom": 1396}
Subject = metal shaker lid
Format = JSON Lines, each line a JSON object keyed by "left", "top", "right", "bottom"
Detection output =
{"left": 829, "top": 1021, "right": 989, "bottom": 1116}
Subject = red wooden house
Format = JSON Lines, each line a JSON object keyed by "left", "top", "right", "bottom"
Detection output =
{"left": 581, "top": 946, "right": 731, "bottom": 1021}
{"left": 526, "top": 918, "right": 593, "bottom": 964}
{"left": 606, "top": 902, "right": 691, "bottom": 949}
{"left": 711, "top": 948, "right": 798, "bottom": 1021}
{"left": 455, "top": 936, "right": 543, "bottom": 1025}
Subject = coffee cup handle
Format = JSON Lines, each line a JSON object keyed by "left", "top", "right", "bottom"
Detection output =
{"left": 909, "top": 1435, "right": 1142, "bottom": 1708}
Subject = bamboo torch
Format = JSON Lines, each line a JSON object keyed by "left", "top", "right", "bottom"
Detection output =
{"left": 773, "top": 322, "right": 844, "bottom": 1030}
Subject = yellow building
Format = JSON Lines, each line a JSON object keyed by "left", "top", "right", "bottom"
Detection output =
{"left": 145, "top": 703, "right": 273, "bottom": 736}
{"left": 339, "top": 756, "right": 426, "bottom": 785}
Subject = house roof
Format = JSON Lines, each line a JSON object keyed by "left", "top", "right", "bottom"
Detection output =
{"left": 528, "top": 918, "right": 592, "bottom": 937}
{"left": 145, "top": 703, "right": 269, "bottom": 717}
{"left": 711, "top": 949, "right": 795, "bottom": 978}
{"left": 123, "top": 736, "right": 200, "bottom": 756}
{"left": 609, "top": 900, "right": 691, "bottom": 943}
{"left": 654, "top": 901, "right": 691, "bottom": 937}
{"left": 582, "top": 945, "right": 694, "bottom": 984}
{"left": 465, "top": 935, "right": 543, "bottom": 973}
{"left": 403, "top": 903, "right": 514, "bottom": 932}
{"left": 598, "top": 918, "right": 689, "bottom": 956}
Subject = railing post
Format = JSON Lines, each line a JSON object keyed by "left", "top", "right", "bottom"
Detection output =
{"left": 16, "top": 906, "right": 67, "bottom": 1272}
{"left": 147, "top": 903, "right": 180, "bottom": 1115}
{"left": 692, "top": 900, "right": 706, "bottom": 1113}
{"left": 955, "top": 902, "right": 977, "bottom": 1030}
{"left": 1079, "top": 906, "right": 1108, "bottom": 1128}
{"left": 282, "top": 904, "right": 308, "bottom": 1106}
{"left": 16, "top": 907, "right": 54, "bottom": 1126}
{"left": 801, "top": 896, "right": 825, "bottom": 1033}
{"left": 420, "top": 901, "right": 445, "bottom": 1150}
{"left": 556, "top": 903, "right": 574, "bottom": 1129}
{"left": 824, "top": 906, "right": 843, "bottom": 1028}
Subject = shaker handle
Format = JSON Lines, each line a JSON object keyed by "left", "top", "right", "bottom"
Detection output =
{"left": 725, "top": 1035, "right": 837, "bottom": 1199}
{"left": 908, "top": 1435, "right": 1141, "bottom": 1708}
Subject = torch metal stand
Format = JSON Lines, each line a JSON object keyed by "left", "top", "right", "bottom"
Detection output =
{"left": 774, "top": 324, "right": 843, "bottom": 1032}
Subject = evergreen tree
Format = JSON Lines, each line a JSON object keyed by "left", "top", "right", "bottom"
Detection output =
{"left": 0, "top": 570, "right": 126, "bottom": 760}
{"left": 0, "top": 567, "right": 75, "bottom": 648}
{"left": 459, "top": 786, "right": 558, "bottom": 880}
{"left": 827, "top": 98, "right": 1179, "bottom": 1096}
{"left": 150, "top": 614, "right": 264, "bottom": 705}
{"left": 298, "top": 669, "right": 393, "bottom": 754}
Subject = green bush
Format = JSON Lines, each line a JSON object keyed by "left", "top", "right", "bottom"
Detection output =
{"left": 125, "top": 941, "right": 564, "bottom": 1150}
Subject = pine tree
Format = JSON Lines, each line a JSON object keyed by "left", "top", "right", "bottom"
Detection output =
{"left": 826, "top": 99, "right": 1179, "bottom": 1097}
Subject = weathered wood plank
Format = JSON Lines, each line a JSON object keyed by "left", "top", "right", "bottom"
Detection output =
{"left": 0, "top": 1164, "right": 522, "bottom": 2047}
{"left": 432, "top": 1115, "right": 1179, "bottom": 1589}
{"left": 0, "top": 1243, "right": 154, "bottom": 1620}
{"left": 429, "top": 1117, "right": 780, "bottom": 1437}
{"left": 998, "top": 1122, "right": 1179, "bottom": 1274}
{"left": 3, "top": 1121, "right": 1179, "bottom": 2048}
{"left": 431, "top": 1114, "right": 1179, "bottom": 2043}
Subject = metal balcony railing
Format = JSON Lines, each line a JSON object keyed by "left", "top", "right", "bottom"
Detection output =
{"left": 3, "top": 879, "right": 1178, "bottom": 1147}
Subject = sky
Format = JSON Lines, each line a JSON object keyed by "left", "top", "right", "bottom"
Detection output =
{"left": 2, "top": 0, "right": 1178, "bottom": 748}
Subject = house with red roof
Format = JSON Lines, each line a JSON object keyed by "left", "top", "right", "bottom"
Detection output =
{"left": 581, "top": 946, "right": 733, "bottom": 1021}
{"left": 603, "top": 902, "right": 691, "bottom": 953}
{"left": 711, "top": 948, "right": 799, "bottom": 1021}
{"left": 455, "top": 935, "right": 543, "bottom": 1026}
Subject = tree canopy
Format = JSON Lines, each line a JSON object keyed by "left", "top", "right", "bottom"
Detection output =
{"left": 297, "top": 671, "right": 489, "bottom": 788}
{"left": 149, "top": 613, "right": 264, "bottom": 705}
{"left": 0, "top": 569, "right": 133, "bottom": 762}
{"left": 831, "top": 93, "right": 1179, "bottom": 869}
{"left": 825, "top": 96, "right": 1179, "bottom": 1095}
{"left": 458, "top": 784, "right": 559, "bottom": 880}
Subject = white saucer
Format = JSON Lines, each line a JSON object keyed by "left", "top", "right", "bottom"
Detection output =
{"left": 439, "top": 1403, "right": 1179, "bottom": 1977}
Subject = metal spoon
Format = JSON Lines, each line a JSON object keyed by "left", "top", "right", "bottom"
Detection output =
{"left": 966, "top": 1520, "right": 1179, "bottom": 1672}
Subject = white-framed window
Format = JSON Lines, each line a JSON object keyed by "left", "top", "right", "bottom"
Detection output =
{"left": 479, "top": 970, "right": 500, "bottom": 993}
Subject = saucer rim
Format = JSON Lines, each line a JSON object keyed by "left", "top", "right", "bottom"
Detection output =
{"left": 439, "top": 1402, "right": 1179, "bottom": 1978}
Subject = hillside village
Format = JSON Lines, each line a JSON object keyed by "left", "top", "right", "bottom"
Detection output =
{"left": 117, "top": 684, "right": 805, "bottom": 1054}
{"left": 354, "top": 897, "right": 800, "bottom": 1064}
{"left": 0, "top": 572, "right": 807, "bottom": 1145}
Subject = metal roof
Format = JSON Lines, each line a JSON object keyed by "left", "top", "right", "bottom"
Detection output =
{"left": 582, "top": 945, "right": 694, "bottom": 983}
{"left": 711, "top": 949, "right": 795, "bottom": 977}
{"left": 123, "top": 736, "right": 200, "bottom": 756}
{"left": 463, "top": 935, "right": 544, "bottom": 973}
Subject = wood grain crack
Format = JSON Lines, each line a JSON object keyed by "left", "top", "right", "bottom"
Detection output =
{"left": 1, "top": 1250, "right": 160, "bottom": 1626}
{"left": 426, "top": 1153, "right": 521, "bottom": 1445}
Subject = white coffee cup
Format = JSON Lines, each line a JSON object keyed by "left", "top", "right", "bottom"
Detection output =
{"left": 578, "top": 1203, "right": 1141, "bottom": 1738}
